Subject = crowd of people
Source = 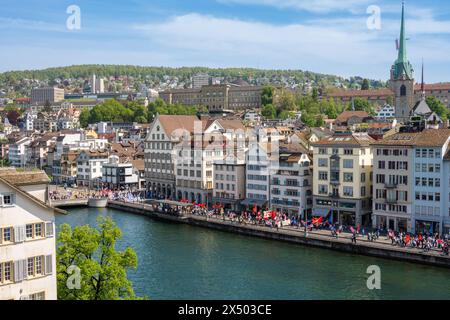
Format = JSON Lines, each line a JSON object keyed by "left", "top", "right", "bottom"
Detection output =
{"left": 50, "top": 188, "right": 450, "bottom": 256}
{"left": 49, "top": 187, "right": 145, "bottom": 203}
{"left": 387, "top": 230, "right": 449, "bottom": 254}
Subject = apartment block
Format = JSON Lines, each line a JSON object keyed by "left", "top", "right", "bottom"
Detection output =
{"left": 30, "top": 87, "right": 64, "bottom": 105}
{"left": 270, "top": 145, "right": 312, "bottom": 218}
{"left": 312, "top": 132, "right": 374, "bottom": 226}
{"left": 372, "top": 129, "right": 450, "bottom": 234}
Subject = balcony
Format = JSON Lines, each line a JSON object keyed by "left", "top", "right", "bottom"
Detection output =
{"left": 329, "top": 193, "right": 340, "bottom": 199}
{"left": 384, "top": 182, "right": 398, "bottom": 189}
{"left": 386, "top": 198, "right": 397, "bottom": 204}
{"left": 330, "top": 180, "right": 340, "bottom": 186}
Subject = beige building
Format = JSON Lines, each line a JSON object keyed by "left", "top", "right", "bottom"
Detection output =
{"left": 312, "top": 132, "right": 374, "bottom": 226}
{"left": 30, "top": 87, "right": 64, "bottom": 105}
{"left": 160, "top": 84, "right": 263, "bottom": 112}
{"left": 145, "top": 115, "right": 203, "bottom": 199}
{"left": 0, "top": 169, "right": 62, "bottom": 300}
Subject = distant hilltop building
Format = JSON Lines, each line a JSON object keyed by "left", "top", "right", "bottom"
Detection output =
{"left": 192, "top": 73, "right": 211, "bottom": 89}
{"left": 160, "top": 80, "right": 266, "bottom": 112}
{"left": 325, "top": 3, "right": 450, "bottom": 121}
{"left": 90, "top": 74, "right": 105, "bottom": 94}
{"left": 30, "top": 87, "right": 65, "bottom": 105}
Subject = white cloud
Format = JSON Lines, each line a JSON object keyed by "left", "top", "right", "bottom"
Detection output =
{"left": 133, "top": 12, "right": 450, "bottom": 81}
{"left": 216, "top": 0, "right": 371, "bottom": 13}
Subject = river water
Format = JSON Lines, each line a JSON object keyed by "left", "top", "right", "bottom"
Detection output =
{"left": 56, "top": 207, "right": 450, "bottom": 300}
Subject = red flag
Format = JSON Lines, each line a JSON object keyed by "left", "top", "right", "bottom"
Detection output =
{"left": 312, "top": 217, "right": 323, "bottom": 226}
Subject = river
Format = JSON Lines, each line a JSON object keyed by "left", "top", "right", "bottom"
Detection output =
{"left": 56, "top": 207, "right": 450, "bottom": 300}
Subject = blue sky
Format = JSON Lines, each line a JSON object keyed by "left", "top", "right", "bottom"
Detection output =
{"left": 1, "top": 0, "right": 450, "bottom": 83}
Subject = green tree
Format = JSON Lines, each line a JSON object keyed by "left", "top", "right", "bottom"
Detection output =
{"left": 261, "top": 86, "right": 274, "bottom": 106}
{"left": 261, "top": 104, "right": 276, "bottom": 119}
{"left": 275, "top": 89, "right": 297, "bottom": 114}
{"left": 43, "top": 100, "right": 53, "bottom": 113}
{"left": 361, "top": 79, "right": 370, "bottom": 90}
{"left": 57, "top": 216, "right": 140, "bottom": 300}
{"left": 312, "top": 88, "right": 319, "bottom": 102}
{"left": 426, "top": 96, "right": 449, "bottom": 121}
{"left": 351, "top": 98, "right": 376, "bottom": 115}
{"left": 79, "top": 109, "right": 90, "bottom": 128}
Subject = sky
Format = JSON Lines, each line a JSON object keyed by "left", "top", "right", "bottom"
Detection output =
{"left": 1, "top": 0, "right": 450, "bottom": 83}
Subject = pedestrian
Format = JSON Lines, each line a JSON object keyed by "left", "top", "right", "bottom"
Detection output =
{"left": 351, "top": 232, "right": 357, "bottom": 244}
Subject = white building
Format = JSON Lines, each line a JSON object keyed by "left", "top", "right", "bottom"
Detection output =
{"left": 270, "top": 146, "right": 312, "bottom": 218}
{"left": 76, "top": 150, "right": 109, "bottom": 188}
{"left": 192, "top": 73, "right": 211, "bottom": 89}
{"left": 0, "top": 169, "right": 60, "bottom": 300}
{"left": 372, "top": 129, "right": 450, "bottom": 234}
{"left": 244, "top": 111, "right": 262, "bottom": 123}
{"left": 8, "top": 137, "right": 32, "bottom": 167}
{"left": 101, "top": 155, "right": 140, "bottom": 190}
{"left": 376, "top": 104, "right": 396, "bottom": 119}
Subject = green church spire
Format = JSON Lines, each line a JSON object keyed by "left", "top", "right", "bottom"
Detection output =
{"left": 398, "top": 2, "right": 407, "bottom": 63}
{"left": 393, "top": 1, "right": 413, "bottom": 80}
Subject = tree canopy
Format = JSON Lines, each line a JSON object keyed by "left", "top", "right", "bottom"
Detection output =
{"left": 56, "top": 216, "right": 141, "bottom": 300}
{"left": 426, "top": 96, "right": 450, "bottom": 121}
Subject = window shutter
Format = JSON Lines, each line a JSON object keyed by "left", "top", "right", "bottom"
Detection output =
{"left": 45, "top": 222, "right": 54, "bottom": 238}
{"left": 14, "top": 226, "right": 25, "bottom": 243}
{"left": 22, "top": 259, "right": 28, "bottom": 280}
{"left": 0, "top": 228, "right": 2, "bottom": 245}
{"left": 14, "top": 260, "right": 24, "bottom": 282}
{"left": 45, "top": 255, "right": 53, "bottom": 275}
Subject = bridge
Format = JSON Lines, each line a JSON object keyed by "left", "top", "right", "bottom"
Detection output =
{"left": 50, "top": 199, "right": 88, "bottom": 208}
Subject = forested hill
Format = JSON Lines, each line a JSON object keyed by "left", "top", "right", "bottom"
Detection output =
{"left": 0, "top": 64, "right": 386, "bottom": 89}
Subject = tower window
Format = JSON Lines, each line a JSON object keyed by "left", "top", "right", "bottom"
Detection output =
{"left": 400, "top": 85, "right": 406, "bottom": 96}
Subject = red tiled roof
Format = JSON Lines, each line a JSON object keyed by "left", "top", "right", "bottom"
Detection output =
{"left": 336, "top": 111, "right": 369, "bottom": 123}
{"left": 327, "top": 89, "right": 394, "bottom": 98}
{"left": 414, "top": 83, "right": 450, "bottom": 92}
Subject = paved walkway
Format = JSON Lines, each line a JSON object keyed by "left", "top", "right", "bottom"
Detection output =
{"left": 186, "top": 214, "right": 449, "bottom": 259}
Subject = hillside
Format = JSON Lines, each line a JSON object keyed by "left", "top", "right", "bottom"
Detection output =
{"left": 0, "top": 65, "right": 387, "bottom": 97}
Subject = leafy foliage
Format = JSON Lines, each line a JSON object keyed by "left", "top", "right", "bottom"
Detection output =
{"left": 426, "top": 96, "right": 450, "bottom": 121}
{"left": 57, "top": 216, "right": 141, "bottom": 300}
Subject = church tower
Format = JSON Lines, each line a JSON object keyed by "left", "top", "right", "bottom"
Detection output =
{"left": 390, "top": 2, "right": 415, "bottom": 122}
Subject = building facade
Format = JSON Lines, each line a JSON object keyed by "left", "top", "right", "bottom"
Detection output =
{"left": 312, "top": 133, "right": 374, "bottom": 226}
{"left": 0, "top": 169, "right": 58, "bottom": 300}
{"left": 30, "top": 87, "right": 64, "bottom": 105}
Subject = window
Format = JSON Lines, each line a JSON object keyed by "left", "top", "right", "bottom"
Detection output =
{"left": 2, "top": 227, "right": 12, "bottom": 243}
{"left": 35, "top": 224, "right": 42, "bottom": 238}
{"left": 318, "top": 185, "right": 328, "bottom": 195}
{"left": 29, "top": 292, "right": 45, "bottom": 300}
{"left": 343, "top": 159, "right": 354, "bottom": 169}
{"left": 26, "top": 224, "right": 33, "bottom": 238}
{"left": 0, "top": 261, "right": 12, "bottom": 283}
{"left": 344, "top": 173, "right": 353, "bottom": 182}
{"left": 318, "top": 158, "right": 328, "bottom": 167}
{"left": 318, "top": 171, "right": 328, "bottom": 181}
{"left": 1, "top": 194, "right": 14, "bottom": 206}
{"left": 344, "top": 149, "right": 353, "bottom": 155}
{"left": 343, "top": 186, "right": 354, "bottom": 197}
{"left": 400, "top": 85, "right": 406, "bottom": 96}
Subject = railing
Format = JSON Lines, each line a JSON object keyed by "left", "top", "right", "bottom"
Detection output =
{"left": 385, "top": 182, "right": 398, "bottom": 189}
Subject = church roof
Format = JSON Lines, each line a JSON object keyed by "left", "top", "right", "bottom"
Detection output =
{"left": 412, "top": 98, "right": 432, "bottom": 116}
{"left": 392, "top": 3, "right": 414, "bottom": 80}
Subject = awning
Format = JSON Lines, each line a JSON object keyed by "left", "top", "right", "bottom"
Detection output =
{"left": 240, "top": 199, "right": 267, "bottom": 207}
{"left": 312, "top": 208, "right": 329, "bottom": 217}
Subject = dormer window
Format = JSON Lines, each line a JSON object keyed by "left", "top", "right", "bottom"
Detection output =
{"left": 1, "top": 194, "right": 15, "bottom": 207}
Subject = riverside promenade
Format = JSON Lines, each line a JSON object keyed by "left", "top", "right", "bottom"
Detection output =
{"left": 106, "top": 200, "right": 450, "bottom": 268}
